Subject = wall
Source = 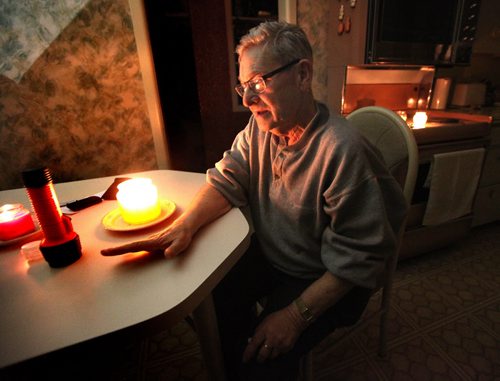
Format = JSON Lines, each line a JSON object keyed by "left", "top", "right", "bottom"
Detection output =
{"left": 297, "top": 0, "right": 330, "bottom": 103}
{"left": 0, "top": 0, "right": 159, "bottom": 191}
{"left": 297, "top": 0, "right": 368, "bottom": 111}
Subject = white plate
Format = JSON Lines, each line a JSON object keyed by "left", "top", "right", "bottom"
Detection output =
{"left": 0, "top": 227, "right": 43, "bottom": 247}
{"left": 102, "top": 199, "right": 176, "bottom": 232}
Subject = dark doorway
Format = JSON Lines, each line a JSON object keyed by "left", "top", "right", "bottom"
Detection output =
{"left": 144, "top": 0, "right": 206, "bottom": 173}
{"left": 144, "top": 1, "right": 265, "bottom": 170}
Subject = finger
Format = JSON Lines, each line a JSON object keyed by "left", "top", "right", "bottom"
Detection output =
{"left": 163, "top": 238, "right": 189, "bottom": 258}
{"left": 256, "top": 343, "right": 273, "bottom": 363}
{"left": 100, "top": 239, "right": 162, "bottom": 256}
{"left": 163, "top": 246, "right": 178, "bottom": 259}
{"left": 242, "top": 337, "right": 262, "bottom": 363}
{"left": 268, "top": 345, "right": 280, "bottom": 360}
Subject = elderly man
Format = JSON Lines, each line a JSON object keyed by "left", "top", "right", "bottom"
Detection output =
{"left": 102, "top": 21, "right": 407, "bottom": 380}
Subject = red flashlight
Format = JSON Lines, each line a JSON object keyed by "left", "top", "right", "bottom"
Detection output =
{"left": 22, "top": 167, "right": 82, "bottom": 268}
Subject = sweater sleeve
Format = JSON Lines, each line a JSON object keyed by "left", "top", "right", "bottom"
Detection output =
{"left": 206, "top": 124, "right": 251, "bottom": 208}
{"left": 320, "top": 148, "right": 408, "bottom": 289}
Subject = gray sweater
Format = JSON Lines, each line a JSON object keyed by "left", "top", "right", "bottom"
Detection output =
{"left": 207, "top": 103, "right": 407, "bottom": 289}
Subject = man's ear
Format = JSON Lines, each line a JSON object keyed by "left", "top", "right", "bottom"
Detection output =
{"left": 297, "top": 59, "right": 313, "bottom": 90}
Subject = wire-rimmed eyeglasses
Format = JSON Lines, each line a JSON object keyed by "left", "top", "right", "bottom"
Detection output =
{"left": 234, "top": 58, "right": 300, "bottom": 98}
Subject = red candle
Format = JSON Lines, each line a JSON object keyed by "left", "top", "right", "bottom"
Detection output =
{"left": 0, "top": 204, "right": 36, "bottom": 241}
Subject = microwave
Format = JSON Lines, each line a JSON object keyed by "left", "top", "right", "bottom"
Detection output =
{"left": 365, "top": 0, "right": 482, "bottom": 66}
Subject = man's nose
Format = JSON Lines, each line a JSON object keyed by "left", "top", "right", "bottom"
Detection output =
{"left": 242, "top": 88, "right": 259, "bottom": 107}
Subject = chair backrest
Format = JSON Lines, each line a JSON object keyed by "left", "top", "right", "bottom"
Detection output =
{"left": 346, "top": 106, "right": 418, "bottom": 204}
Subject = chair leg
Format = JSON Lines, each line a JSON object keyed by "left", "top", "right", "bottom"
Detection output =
{"left": 378, "top": 247, "right": 399, "bottom": 358}
{"left": 378, "top": 308, "right": 388, "bottom": 358}
{"left": 378, "top": 284, "right": 394, "bottom": 357}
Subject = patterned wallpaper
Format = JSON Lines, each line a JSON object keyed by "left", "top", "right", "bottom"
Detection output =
{"left": 0, "top": 0, "right": 157, "bottom": 191}
{"left": 297, "top": 0, "right": 330, "bottom": 103}
{"left": 0, "top": 0, "right": 88, "bottom": 83}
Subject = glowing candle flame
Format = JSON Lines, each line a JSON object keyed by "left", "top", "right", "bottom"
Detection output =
{"left": 116, "top": 178, "right": 161, "bottom": 225}
{"left": 412, "top": 112, "right": 428, "bottom": 129}
{"left": 0, "top": 205, "right": 19, "bottom": 222}
{"left": 407, "top": 98, "right": 416, "bottom": 108}
{"left": 397, "top": 111, "right": 408, "bottom": 121}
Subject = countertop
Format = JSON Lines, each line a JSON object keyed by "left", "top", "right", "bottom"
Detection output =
{"left": 410, "top": 108, "right": 493, "bottom": 145}
{"left": 443, "top": 105, "right": 500, "bottom": 122}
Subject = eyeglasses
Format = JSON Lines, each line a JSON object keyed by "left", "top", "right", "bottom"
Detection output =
{"left": 235, "top": 58, "right": 300, "bottom": 98}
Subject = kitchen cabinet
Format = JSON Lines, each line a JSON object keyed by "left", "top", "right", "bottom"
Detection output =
{"left": 365, "top": 0, "right": 482, "bottom": 66}
{"left": 473, "top": 113, "right": 500, "bottom": 225}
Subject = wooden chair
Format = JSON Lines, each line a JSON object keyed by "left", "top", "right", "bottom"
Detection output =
{"left": 300, "top": 106, "right": 419, "bottom": 380}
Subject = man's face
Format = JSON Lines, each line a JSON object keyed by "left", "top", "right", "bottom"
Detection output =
{"left": 238, "top": 46, "right": 304, "bottom": 136}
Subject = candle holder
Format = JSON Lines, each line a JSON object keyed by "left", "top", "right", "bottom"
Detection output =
{"left": 0, "top": 204, "right": 36, "bottom": 241}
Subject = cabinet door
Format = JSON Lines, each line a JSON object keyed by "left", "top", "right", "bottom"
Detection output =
{"left": 473, "top": 184, "right": 500, "bottom": 226}
{"left": 479, "top": 145, "right": 500, "bottom": 187}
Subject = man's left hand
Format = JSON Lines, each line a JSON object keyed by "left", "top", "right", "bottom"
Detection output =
{"left": 242, "top": 303, "right": 308, "bottom": 363}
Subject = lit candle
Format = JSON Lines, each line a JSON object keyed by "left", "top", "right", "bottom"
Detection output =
{"left": 412, "top": 111, "right": 428, "bottom": 129}
{"left": 0, "top": 204, "right": 36, "bottom": 241}
{"left": 397, "top": 111, "right": 408, "bottom": 122}
{"left": 116, "top": 178, "right": 161, "bottom": 225}
{"left": 407, "top": 98, "right": 416, "bottom": 108}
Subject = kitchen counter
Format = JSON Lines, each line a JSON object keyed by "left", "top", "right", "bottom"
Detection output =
{"left": 411, "top": 119, "right": 490, "bottom": 145}
{"left": 444, "top": 105, "right": 500, "bottom": 121}
{"left": 406, "top": 109, "right": 491, "bottom": 163}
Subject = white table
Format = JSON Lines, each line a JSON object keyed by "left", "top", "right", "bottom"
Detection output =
{"left": 0, "top": 170, "right": 250, "bottom": 380}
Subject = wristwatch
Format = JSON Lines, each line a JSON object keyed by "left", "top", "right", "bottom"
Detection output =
{"left": 294, "top": 297, "right": 315, "bottom": 323}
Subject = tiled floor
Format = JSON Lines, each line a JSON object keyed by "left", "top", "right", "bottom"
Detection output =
{"left": 3, "top": 221, "right": 499, "bottom": 380}
{"left": 311, "top": 221, "right": 500, "bottom": 381}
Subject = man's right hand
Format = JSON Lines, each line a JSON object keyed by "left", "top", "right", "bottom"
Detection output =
{"left": 100, "top": 217, "right": 194, "bottom": 258}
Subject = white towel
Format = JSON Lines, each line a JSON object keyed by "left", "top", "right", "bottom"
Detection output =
{"left": 423, "top": 148, "right": 485, "bottom": 226}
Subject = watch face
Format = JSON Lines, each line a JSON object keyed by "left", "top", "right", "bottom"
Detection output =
{"left": 302, "top": 308, "right": 314, "bottom": 322}
{"left": 295, "top": 298, "right": 314, "bottom": 322}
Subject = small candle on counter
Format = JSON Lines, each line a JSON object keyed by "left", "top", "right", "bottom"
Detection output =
{"left": 0, "top": 204, "right": 36, "bottom": 241}
{"left": 396, "top": 111, "right": 408, "bottom": 122}
{"left": 412, "top": 111, "right": 428, "bottom": 129}
{"left": 116, "top": 178, "right": 161, "bottom": 225}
